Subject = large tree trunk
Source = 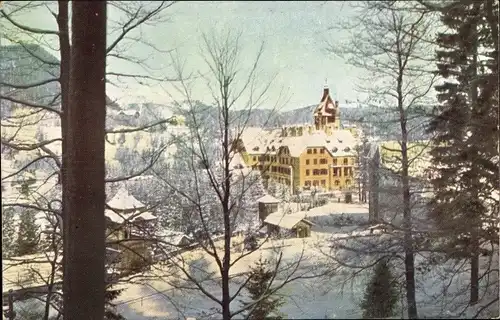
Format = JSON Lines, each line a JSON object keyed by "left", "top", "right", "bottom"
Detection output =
{"left": 56, "top": 2, "right": 70, "bottom": 313}
{"left": 64, "top": 2, "right": 107, "bottom": 318}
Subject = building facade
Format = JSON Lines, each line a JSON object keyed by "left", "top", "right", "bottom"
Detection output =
{"left": 235, "top": 84, "right": 359, "bottom": 193}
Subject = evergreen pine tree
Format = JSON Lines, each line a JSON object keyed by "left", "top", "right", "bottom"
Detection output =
{"left": 104, "top": 284, "right": 125, "bottom": 320}
{"left": 15, "top": 209, "right": 40, "bottom": 256}
{"left": 428, "top": 0, "right": 499, "bottom": 304}
{"left": 360, "top": 259, "right": 399, "bottom": 319}
{"left": 2, "top": 207, "right": 17, "bottom": 258}
{"left": 241, "top": 257, "right": 284, "bottom": 320}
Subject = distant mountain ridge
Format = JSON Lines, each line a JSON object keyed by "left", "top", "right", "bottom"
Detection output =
{"left": 119, "top": 101, "right": 432, "bottom": 141}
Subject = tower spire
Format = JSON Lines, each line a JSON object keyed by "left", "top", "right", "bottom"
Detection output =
{"left": 324, "top": 78, "right": 328, "bottom": 88}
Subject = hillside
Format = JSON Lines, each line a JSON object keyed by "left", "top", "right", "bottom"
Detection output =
{"left": 127, "top": 101, "right": 432, "bottom": 141}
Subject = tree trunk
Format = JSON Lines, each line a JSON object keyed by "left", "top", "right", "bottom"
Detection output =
{"left": 470, "top": 232, "right": 480, "bottom": 305}
{"left": 222, "top": 90, "right": 232, "bottom": 320}
{"left": 399, "top": 105, "right": 418, "bottom": 319}
{"left": 64, "top": 2, "right": 107, "bottom": 319}
{"left": 56, "top": 1, "right": 70, "bottom": 312}
{"left": 469, "top": 28, "right": 480, "bottom": 306}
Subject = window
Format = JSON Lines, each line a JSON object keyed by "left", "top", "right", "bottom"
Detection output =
{"left": 346, "top": 179, "right": 351, "bottom": 186}
{"left": 320, "top": 159, "right": 327, "bottom": 164}
{"left": 266, "top": 155, "right": 270, "bottom": 161}
{"left": 313, "top": 169, "right": 320, "bottom": 175}
{"left": 344, "top": 167, "right": 349, "bottom": 176}
{"left": 313, "top": 149, "right": 317, "bottom": 154}
{"left": 306, "top": 169, "right": 310, "bottom": 176}
{"left": 313, "top": 180, "right": 319, "bottom": 186}
{"left": 313, "top": 159, "right": 318, "bottom": 165}
{"left": 305, "top": 181, "right": 311, "bottom": 186}
{"left": 334, "top": 180, "right": 340, "bottom": 186}
{"left": 320, "top": 169, "right": 328, "bottom": 175}
{"left": 258, "top": 165, "right": 263, "bottom": 171}
{"left": 343, "top": 158, "right": 348, "bottom": 165}
{"left": 306, "top": 159, "right": 310, "bottom": 165}
{"left": 321, "top": 180, "right": 326, "bottom": 185}
{"left": 333, "top": 159, "right": 337, "bottom": 166}
{"left": 253, "top": 156, "right": 256, "bottom": 161}
{"left": 320, "top": 149, "right": 325, "bottom": 154}
{"left": 333, "top": 168, "right": 338, "bottom": 176}
{"left": 307, "top": 149, "right": 312, "bottom": 154}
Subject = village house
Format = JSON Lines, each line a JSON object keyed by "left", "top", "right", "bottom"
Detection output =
{"left": 233, "top": 83, "right": 359, "bottom": 194}
{"left": 105, "top": 186, "right": 157, "bottom": 274}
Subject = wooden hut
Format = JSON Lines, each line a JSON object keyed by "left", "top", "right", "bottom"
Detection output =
{"left": 263, "top": 211, "right": 314, "bottom": 238}
{"left": 257, "top": 194, "right": 280, "bottom": 221}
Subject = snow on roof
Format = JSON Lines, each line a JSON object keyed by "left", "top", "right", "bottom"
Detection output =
{"left": 119, "top": 109, "right": 139, "bottom": 116}
{"left": 264, "top": 210, "right": 313, "bottom": 230}
{"left": 239, "top": 127, "right": 358, "bottom": 158}
{"left": 104, "top": 208, "right": 156, "bottom": 224}
{"left": 315, "top": 101, "right": 336, "bottom": 116}
{"left": 157, "top": 230, "right": 192, "bottom": 246}
{"left": 257, "top": 194, "right": 281, "bottom": 204}
{"left": 107, "top": 186, "right": 145, "bottom": 210}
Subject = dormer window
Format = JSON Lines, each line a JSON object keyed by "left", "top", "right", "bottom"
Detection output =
{"left": 344, "top": 147, "right": 350, "bottom": 152}
{"left": 253, "top": 147, "right": 259, "bottom": 152}
{"left": 332, "top": 147, "right": 338, "bottom": 153}
{"left": 271, "top": 146, "right": 276, "bottom": 152}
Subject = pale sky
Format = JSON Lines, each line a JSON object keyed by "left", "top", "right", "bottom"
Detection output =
{"left": 4, "top": 1, "right": 362, "bottom": 110}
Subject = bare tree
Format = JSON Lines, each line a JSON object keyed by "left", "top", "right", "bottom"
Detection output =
{"left": 134, "top": 29, "right": 327, "bottom": 320}
{"left": 1, "top": 2, "right": 179, "bottom": 317}
{"left": 325, "top": 1, "right": 438, "bottom": 318}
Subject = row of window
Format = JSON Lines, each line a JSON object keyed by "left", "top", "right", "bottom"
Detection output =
{"left": 304, "top": 179, "right": 352, "bottom": 187}
{"left": 305, "top": 158, "right": 349, "bottom": 166}
{"left": 307, "top": 148, "right": 326, "bottom": 155}
{"left": 253, "top": 155, "right": 351, "bottom": 166}
{"left": 305, "top": 167, "right": 353, "bottom": 177}
{"left": 255, "top": 165, "right": 291, "bottom": 175}
{"left": 254, "top": 155, "right": 292, "bottom": 165}
{"left": 270, "top": 166, "right": 291, "bottom": 175}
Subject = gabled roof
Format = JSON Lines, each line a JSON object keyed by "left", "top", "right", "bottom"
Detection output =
{"left": 264, "top": 211, "right": 313, "bottom": 230}
{"left": 157, "top": 230, "right": 193, "bottom": 246}
{"left": 257, "top": 194, "right": 281, "bottom": 204}
{"left": 107, "top": 186, "right": 145, "bottom": 211}
{"left": 314, "top": 85, "right": 337, "bottom": 116}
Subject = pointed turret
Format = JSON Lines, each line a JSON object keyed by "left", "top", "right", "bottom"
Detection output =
{"left": 314, "top": 82, "right": 340, "bottom": 131}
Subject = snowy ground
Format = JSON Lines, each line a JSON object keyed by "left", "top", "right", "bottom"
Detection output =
{"left": 113, "top": 220, "right": 499, "bottom": 319}
{"left": 7, "top": 200, "right": 498, "bottom": 319}
{"left": 113, "top": 231, "right": 360, "bottom": 319}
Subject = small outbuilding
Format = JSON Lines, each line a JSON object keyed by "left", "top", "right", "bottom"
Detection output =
{"left": 257, "top": 194, "right": 281, "bottom": 221}
{"left": 264, "top": 211, "right": 314, "bottom": 238}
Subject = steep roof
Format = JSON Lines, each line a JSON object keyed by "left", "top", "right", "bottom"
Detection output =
{"left": 314, "top": 85, "right": 337, "bottom": 117}
{"left": 107, "top": 186, "right": 145, "bottom": 210}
